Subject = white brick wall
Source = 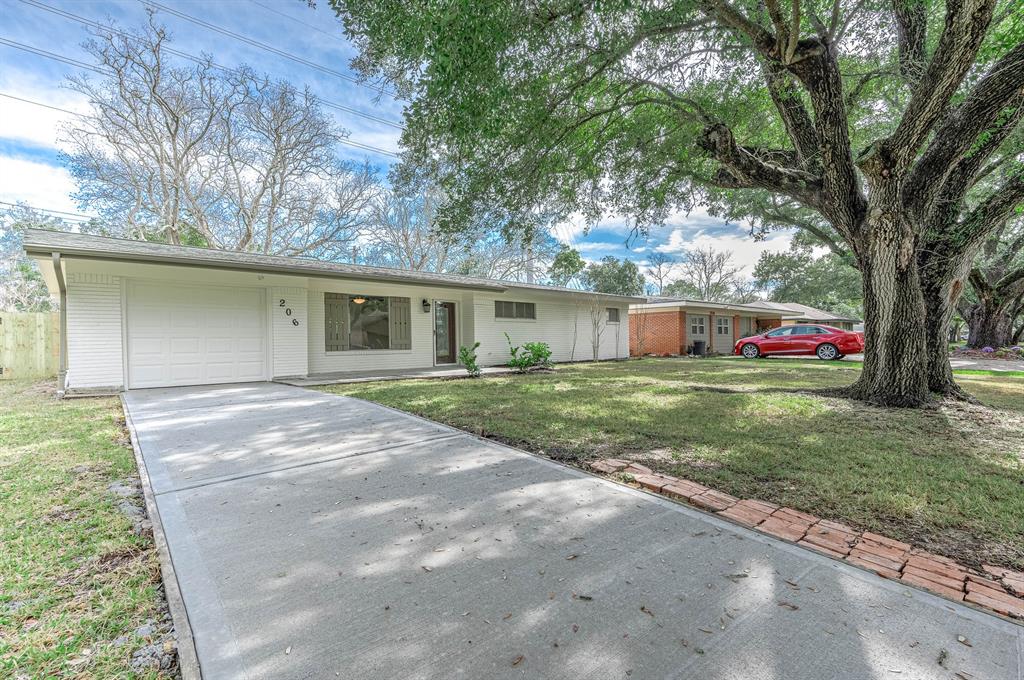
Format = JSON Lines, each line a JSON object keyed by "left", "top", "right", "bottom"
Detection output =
{"left": 66, "top": 273, "right": 124, "bottom": 390}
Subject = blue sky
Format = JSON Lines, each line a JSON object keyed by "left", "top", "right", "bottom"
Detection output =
{"left": 0, "top": 0, "right": 793, "bottom": 276}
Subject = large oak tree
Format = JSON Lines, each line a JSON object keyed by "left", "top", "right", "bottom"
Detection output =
{"left": 334, "top": 0, "right": 1024, "bottom": 406}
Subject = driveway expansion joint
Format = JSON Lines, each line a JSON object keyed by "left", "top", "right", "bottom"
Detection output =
{"left": 152, "top": 432, "right": 468, "bottom": 496}
{"left": 118, "top": 383, "right": 1024, "bottom": 679}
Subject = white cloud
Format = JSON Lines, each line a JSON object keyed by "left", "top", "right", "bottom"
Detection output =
{"left": 551, "top": 215, "right": 589, "bottom": 245}
{"left": 575, "top": 241, "right": 624, "bottom": 254}
{"left": 656, "top": 227, "right": 793, "bottom": 276}
{"left": 0, "top": 71, "right": 89, "bottom": 150}
{"left": 0, "top": 157, "right": 82, "bottom": 214}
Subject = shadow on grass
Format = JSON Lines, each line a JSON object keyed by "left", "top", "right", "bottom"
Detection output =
{"left": 330, "top": 359, "right": 1024, "bottom": 571}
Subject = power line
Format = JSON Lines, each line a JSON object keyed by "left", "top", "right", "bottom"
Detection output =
{"left": 0, "top": 200, "right": 96, "bottom": 221}
{"left": 0, "top": 37, "right": 108, "bottom": 75}
{"left": 15, "top": 0, "right": 405, "bottom": 130}
{"left": 0, "top": 91, "right": 401, "bottom": 158}
{"left": 248, "top": 0, "right": 345, "bottom": 43}
{"left": 141, "top": 0, "right": 395, "bottom": 98}
{"left": 0, "top": 91, "right": 90, "bottom": 118}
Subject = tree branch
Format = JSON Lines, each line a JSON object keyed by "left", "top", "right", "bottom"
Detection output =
{"left": 868, "top": 0, "right": 999, "bottom": 173}
{"left": 893, "top": 0, "right": 927, "bottom": 84}
{"left": 994, "top": 264, "right": 1024, "bottom": 298}
{"left": 701, "top": 0, "right": 777, "bottom": 54}
{"left": 907, "top": 39, "right": 1024, "bottom": 216}
{"left": 954, "top": 172, "right": 1024, "bottom": 248}
{"left": 698, "top": 123, "right": 824, "bottom": 207}
{"left": 762, "top": 62, "right": 820, "bottom": 166}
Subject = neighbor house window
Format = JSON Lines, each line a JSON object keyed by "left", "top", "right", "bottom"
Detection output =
{"left": 495, "top": 300, "right": 536, "bottom": 319}
{"left": 690, "top": 316, "right": 706, "bottom": 335}
{"left": 717, "top": 317, "right": 730, "bottom": 335}
{"left": 607, "top": 308, "right": 620, "bottom": 323}
{"left": 324, "top": 293, "right": 411, "bottom": 351}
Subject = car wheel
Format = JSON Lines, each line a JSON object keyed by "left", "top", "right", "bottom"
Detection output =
{"left": 741, "top": 343, "right": 760, "bottom": 358}
{"left": 816, "top": 343, "right": 839, "bottom": 360}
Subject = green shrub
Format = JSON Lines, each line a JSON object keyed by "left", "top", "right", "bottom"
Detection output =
{"left": 522, "top": 341, "right": 553, "bottom": 368}
{"left": 505, "top": 333, "right": 553, "bottom": 372}
{"left": 458, "top": 342, "right": 482, "bottom": 377}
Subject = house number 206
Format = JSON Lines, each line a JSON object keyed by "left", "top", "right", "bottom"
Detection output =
{"left": 279, "top": 299, "right": 300, "bottom": 326}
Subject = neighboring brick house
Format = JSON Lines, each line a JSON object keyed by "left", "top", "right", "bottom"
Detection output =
{"left": 743, "top": 301, "right": 862, "bottom": 331}
{"left": 629, "top": 299, "right": 785, "bottom": 356}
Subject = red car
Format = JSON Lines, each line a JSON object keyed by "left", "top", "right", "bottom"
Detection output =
{"left": 734, "top": 324, "right": 864, "bottom": 360}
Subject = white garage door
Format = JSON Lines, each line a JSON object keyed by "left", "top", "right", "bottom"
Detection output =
{"left": 127, "top": 281, "right": 267, "bottom": 388}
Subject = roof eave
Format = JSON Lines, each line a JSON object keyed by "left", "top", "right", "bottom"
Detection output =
{"left": 24, "top": 243, "right": 508, "bottom": 292}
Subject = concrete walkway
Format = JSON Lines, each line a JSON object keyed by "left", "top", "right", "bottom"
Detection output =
{"left": 124, "top": 383, "right": 1023, "bottom": 680}
{"left": 279, "top": 365, "right": 513, "bottom": 386}
{"left": 734, "top": 353, "right": 1024, "bottom": 372}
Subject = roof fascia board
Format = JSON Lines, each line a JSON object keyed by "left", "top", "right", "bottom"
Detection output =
{"left": 23, "top": 246, "right": 507, "bottom": 292}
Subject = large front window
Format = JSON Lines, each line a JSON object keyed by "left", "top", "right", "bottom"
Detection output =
{"left": 324, "top": 293, "right": 411, "bottom": 351}
{"left": 349, "top": 296, "right": 389, "bottom": 349}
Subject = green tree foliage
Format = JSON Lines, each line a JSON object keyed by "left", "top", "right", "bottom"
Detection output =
{"left": 547, "top": 246, "right": 587, "bottom": 287}
{"left": 334, "top": 0, "right": 1024, "bottom": 405}
{"left": 661, "top": 280, "right": 702, "bottom": 299}
{"left": 581, "top": 256, "right": 645, "bottom": 296}
{"left": 0, "top": 206, "right": 67, "bottom": 312}
{"left": 754, "top": 244, "right": 863, "bottom": 319}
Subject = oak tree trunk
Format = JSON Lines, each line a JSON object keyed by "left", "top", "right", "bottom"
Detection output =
{"left": 966, "top": 301, "right": 1015, "bottom": 348}
{"left": 847, "top": 212, "right": 930, "bottom": 407}
{"left": 919, "top": 250, "right": 972, "bottom": 397}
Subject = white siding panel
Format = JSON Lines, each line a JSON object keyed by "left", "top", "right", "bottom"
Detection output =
{"left": 66, "top": 273, "right": 124, "bottom": 390}
{"left": 271, "top": 287, "right": 308, "bottom": 377}
{"left": 474, "top": 294, "right": 629, "bottom": 366}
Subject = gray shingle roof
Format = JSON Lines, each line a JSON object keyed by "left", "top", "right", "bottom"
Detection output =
{"left": 744, "top": 300, "right": 861, "bottom": 323}
{"left": 23, "top": 228, "right": 644, "bottom": 301}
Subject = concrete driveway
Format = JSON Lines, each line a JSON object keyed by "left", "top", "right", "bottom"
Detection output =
{"left": 124, "top": 383, "right": 1023, "bottom": 680}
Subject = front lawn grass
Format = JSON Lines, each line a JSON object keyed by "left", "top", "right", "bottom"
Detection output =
{"left": 324, "top": 358, "right": 1024, "bottom": 570}
{"left": 0, "top": 380, "right": 171, "bottom": 678}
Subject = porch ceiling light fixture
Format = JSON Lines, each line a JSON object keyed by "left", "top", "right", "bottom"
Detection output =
{"left": 422, "top": 298, "right": 431, "bottom": 312}
{"left": 352, "top": 296, "right": 367, "bottom": 305}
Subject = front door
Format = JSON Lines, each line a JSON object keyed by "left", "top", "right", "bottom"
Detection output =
{"left": 434, "top": 301, "right": 457, "bottom": 364}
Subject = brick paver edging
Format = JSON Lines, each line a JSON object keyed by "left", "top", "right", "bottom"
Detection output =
{"left": 589, "top": 458, "right": 1024, "bottom": 622}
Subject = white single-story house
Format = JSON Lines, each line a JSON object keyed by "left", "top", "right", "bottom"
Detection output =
{"left": 24, "top": 229, "right": 640, "bottom": 394}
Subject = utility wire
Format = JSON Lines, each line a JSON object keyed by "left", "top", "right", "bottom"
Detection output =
{"left": 141, "top": 0, "right": 395, "bottom": 97}
{"left": 0, "top": 91, "right": 91, "bottom": 117}
{"left": 0, "top": 37, "right": 108, "bottom": 75}
{"left": 0, "top": 91, "right": 400, "bottom": 158}
{"left": 248, "top": 0, "right": 346, "bottom": 43}
{"left": 15, "top": 0, "right": 405, "bottom": 129}
{"left": 0, "top": 200, "right": 96, "bottom": 221}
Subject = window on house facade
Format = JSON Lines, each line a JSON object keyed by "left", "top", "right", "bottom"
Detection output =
{"left": 690, "top": 316, "right": 706, "bottom": 335}
{"left": 494, "top": 300, "right": 536, "bottom": 319}
{"left": 607, "top": 308, "right": 620, "bottom": 323}
{"left": 717, "top": 316, "right": 730, "bottom": 335}
{"left": 324, "top": 293, "right": 411, "bottom": 351}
